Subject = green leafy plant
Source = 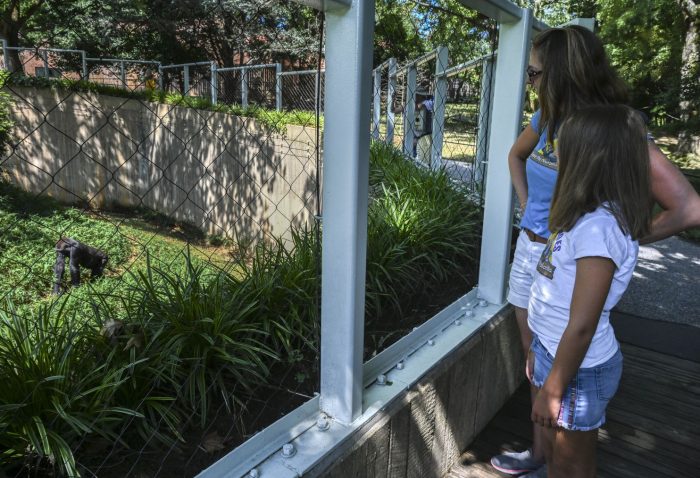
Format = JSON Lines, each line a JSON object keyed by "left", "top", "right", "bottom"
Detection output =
{"left": 125, "top": 250, "right": 277, "bottom": 426}
{"left": 365, "top": 141, "right": 481, "bottom": 322}
{"left": 0, "top": 300, "right": 141, "bottom": 477}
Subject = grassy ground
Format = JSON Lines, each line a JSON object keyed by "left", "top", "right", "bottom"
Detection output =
{"left": 0, "top": 180, "right": 235, "bottom": 320}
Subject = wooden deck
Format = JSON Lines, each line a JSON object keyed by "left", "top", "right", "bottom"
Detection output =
{"left": 446, "top": 343, "right": 700, "bottom": 478}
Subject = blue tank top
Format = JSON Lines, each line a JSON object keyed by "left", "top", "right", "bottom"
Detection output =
{"left": 520, "top": 110, "right": 558, "bottom": 237}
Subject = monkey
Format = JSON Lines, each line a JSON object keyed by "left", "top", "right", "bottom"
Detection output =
{"left": 52, "top": 238, "right": 109, "bottom": 295}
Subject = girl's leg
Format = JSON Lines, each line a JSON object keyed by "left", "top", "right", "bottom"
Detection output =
{"left": 514, "top": 306, "right": 545, "bottom": 463}
{"left": 549, "top": 428, "right": 598, "bottom": 478}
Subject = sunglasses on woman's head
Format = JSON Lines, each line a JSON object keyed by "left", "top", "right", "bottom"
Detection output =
{"left": 527, "top": 67, "right": 542, "bottom": 79}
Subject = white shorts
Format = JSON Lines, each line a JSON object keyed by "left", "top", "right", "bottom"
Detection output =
{"left": 507, "top": 229, "right": 547, "bottom": 308}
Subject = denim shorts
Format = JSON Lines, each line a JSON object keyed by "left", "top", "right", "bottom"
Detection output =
{"left": 531, "top": 336, "right": 623, "bottom": 431}
{"left": 507, "top": 230, "right": 546, "bottom": 308}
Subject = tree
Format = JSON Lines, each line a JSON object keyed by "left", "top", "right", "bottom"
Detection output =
{"left": 374, "top": 0, "right": 426, "bottom": 65}
{"left": 677, "top": 0, "right": 699, "bottom": 154}
{"left": 596, "top": 1, "right": 687, "bottom": 119}
{"left": 1, "top": 0, "right": 48, "bottom": 72}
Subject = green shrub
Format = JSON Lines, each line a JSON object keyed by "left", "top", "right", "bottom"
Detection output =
{"left": 365, "top": 142, "right": 481, "bottom": 321}
{"left": 0, "top": 301, "right": 142, "bottom": 477}
{"left": 230, "top": 226, "right": 321, "bottom": 358}
{"left": 124, "top": 250, "right": 276, "bottom": 426}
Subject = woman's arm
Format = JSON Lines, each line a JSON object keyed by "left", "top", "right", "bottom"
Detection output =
{"left": 531, "top": 256, "right": 615, "bottom": 428}
{"left": 508, "top": 125, "right": 540, "bottom": 210}
{"left": 642, "top": 143, "right": 700, "bottom": 244}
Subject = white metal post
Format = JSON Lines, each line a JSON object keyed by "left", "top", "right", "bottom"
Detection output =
{"left": 475, "top": 56, "right": 494, "bottom": 187}
{"left": 42, "top": 50, "right": 49, "bottom": 78}
{"left": 210, "top": 61, "right": 217, "bottom": 105}
{"left": 120, "top": 60, "right": 126, "bottom": 87}
{"left": 276, "top": 63, "right": 283, "bottom": 111}
{"left": 431, "top": 46, "right": 448, "bottom": 169}
{"left": 403, "top": 64, "right": 417, "bottom": 157}
{"left": 386, "top": 57, "right": 397, "bottom": 145}
{"left": 1, "top": 40, "right": 7, "bottom": 71}
{"left": 81, "top": 51, "right": 87, "bottom": 80}
{"left": 241, "top": 67, "right": 249, "bottom": 107}
{"left": 314, "top": 70, "right": 321, "bottom": 112}
{"left": 372, "top": 67, "right": 381, "bottom": 139}
{"left": 184, "top": 64, "right": 190, "bottom": 95}
{"left": 320, "top": 0, "right": 374, "bottom": 424}
{"left": 478, "top": 8, "right": 533, "bottom": 304}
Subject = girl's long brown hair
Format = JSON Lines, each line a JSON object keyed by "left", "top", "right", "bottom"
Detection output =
{"left": 549, "top": 105, "right": 652, "bottom": 240}
{"left": 532, "top": 26, "right": 629, "bottom": 144}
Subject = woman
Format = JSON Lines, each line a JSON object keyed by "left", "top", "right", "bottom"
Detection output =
{"left": 491, "top": 26, "right": 700, "bottom": 478}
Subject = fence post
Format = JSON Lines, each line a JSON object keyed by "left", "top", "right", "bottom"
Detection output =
{"left": 478, "top": 8, "right": 533, "bottom": 304}
{"left": 275, "top": 63, "right": 282, "bottom": 111}
{"left": 42, "top": 50, "right": 50, "bottom": 78}
{"left": 475, "top": 56, "right": 494, "bottom": 190}
{"left": 403, "top": 63, "right": 417, "bottom": 157}
{"left": 314, "top": 70, "right": 321, "bottom": 112}
{"left": 184, "top": 64, "right": 190, "bottom": 95}
{"left": 386, "top": 57, "right": 397, "bottom": 145}
{"left": 81, "top": 51, "right": 87, "bottom": 80}
{"left": 372, "top": 67, "right": 381, "bottom": 139}
{"left": 431, "top": 46, "right": 448, "bottom": 169}
{"left": 320, "top": 0, "right": 374, "bottom": 425}
{"left": 1, "top": 40, "right": 7, "bottom": 71}
{"left": 120, "top": 60, "right": 126, "bottom": 88}
{"left": 158, "top": 64, "right": 163, "bottom": 90}
{"left": 241, "top": 67, "right": 249, "bottom": 107}
{"left": 210, "top": 61, "right": 217, "bottom": 105}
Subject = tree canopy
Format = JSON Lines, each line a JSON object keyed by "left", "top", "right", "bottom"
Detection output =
{"left": 1, "top": 0, "right": 697, "bottom": 141}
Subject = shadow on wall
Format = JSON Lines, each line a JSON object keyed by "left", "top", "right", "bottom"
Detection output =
{"left": 0, "top": 85, "right": 320, "bottom": 243}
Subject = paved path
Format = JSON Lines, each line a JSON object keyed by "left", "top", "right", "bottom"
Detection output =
{"left": 616, "top": 236, "right": 700, "bottom": 328}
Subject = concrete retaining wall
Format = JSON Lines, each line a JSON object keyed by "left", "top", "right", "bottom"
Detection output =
{"left": 2, "top": 86, "right": 319, "bottom": 240}
{"left": 309, "top": 306, "right": 523, "bottom": 478}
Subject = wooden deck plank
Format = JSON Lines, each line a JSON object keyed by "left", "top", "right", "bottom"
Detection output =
{"left": 448, "top": 343, "right": 700, "bottom": 478}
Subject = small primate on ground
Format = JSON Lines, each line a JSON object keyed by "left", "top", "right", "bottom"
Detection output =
{"left": 53, "top": 238, "right": 109, "bottom": 295}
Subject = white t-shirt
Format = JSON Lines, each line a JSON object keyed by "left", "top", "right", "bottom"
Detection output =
{"left": 528, "top": 206, "right": 639, "bottom": 368}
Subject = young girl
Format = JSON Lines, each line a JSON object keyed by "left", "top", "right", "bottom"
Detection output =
{"left": 525, "top": 104, "right": 652, "bottom": 478}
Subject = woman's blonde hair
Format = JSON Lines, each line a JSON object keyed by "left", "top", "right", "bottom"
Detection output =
{"left": 549, "top": 105, "right": 652, "bottom": 240}
{"left": 532, "top": 25, "right": 629, "bottom": 145}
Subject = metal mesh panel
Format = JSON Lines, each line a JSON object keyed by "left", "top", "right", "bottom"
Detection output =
{"left": 280, "top": 71, "right": 324, "bottom": 111}
{"left": 365, "top": 3, "right": 497, "bottom": 355}
{"left": 86, "top": 60, "right": 160, "bottom": 91}
{"left": 0, "top": 43, "right": 322, "bottom": 478}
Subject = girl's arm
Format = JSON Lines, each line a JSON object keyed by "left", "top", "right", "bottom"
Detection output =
{"left": 642, "top": 143, "right": 700, "bottom": 244}
{"left": 531, "top": 256, "right": 616, "bottom": 428}
{"left": 508, "top": 125, "right": 539, "bottom": 210}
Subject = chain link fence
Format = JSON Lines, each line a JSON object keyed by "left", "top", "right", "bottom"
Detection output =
{"left": 278, "top": 70, "right": 325, "bottom": 111}
{"left": 0, "top": 1, "right": 502, "bottom": 475}
{"left": 0, "top": 34, "right": 323, "bottom": 477}
{"left": 370, "top": 48, "right": 495, "bottom": 204}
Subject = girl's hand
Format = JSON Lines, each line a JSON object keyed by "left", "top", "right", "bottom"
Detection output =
{"left": 531, "top": 388, "right": 561, "bottom": 428}
{"left": 526, "top": 348, "right": 535, "bottom": 384}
